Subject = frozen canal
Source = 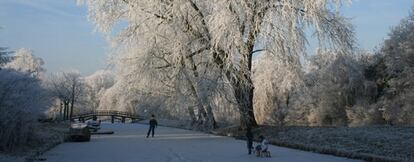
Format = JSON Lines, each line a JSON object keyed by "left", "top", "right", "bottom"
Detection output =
{"left": 43, "top": 123, "right": 361, "bottom": 162}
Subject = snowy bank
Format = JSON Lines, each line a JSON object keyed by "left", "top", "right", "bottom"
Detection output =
{"left": 0, "top": 122, "right": 69, "bottom": 162}
{"left": 140, "top": 119, "right": 413, "bottom": 162}
{"left": 214, "top": 125, "right": 413, "bottom": 162}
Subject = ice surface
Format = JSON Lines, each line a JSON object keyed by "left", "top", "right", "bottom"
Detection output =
{"left": 43, "top": 123, "right": 362, "bottom": 162}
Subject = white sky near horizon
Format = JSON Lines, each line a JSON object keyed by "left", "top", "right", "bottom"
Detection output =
{"left": 0, "top": 0, "right": 413, "bottom": 76}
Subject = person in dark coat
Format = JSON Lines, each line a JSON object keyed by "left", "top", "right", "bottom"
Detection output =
{"left": 146, "top": 114, "right": 158, "bottom": 138}
{"left": 246, "top": 127, "right": 254, "bottom": 154}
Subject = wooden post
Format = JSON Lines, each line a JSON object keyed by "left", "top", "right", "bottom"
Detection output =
{"left": 111, "top": 115, "right": 114, "bottom": 123}
{"left": 122, "top": 117, "right": 125, "bottom": 123}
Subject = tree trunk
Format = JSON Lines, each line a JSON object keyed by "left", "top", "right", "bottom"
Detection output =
{"left": 69, "top": 81, "right": 76, "bottom": 120}
{"left": 232, "top": 4, "right": 265, "bottom": 129}
{"left": 62, "top": 103, "right": 66, "bottom": 120}
{"left": 183, "top": 56, "right": 217, "bottom": 129}
{"left": 196, "top": 106, "right": 205, "bottom": 124}
{"left": 185, "top": 0, "right": 266, "bottom": 129}
{"left": 189, "top": 82, "right": 217, "bottom": 129}
{"left": 59, "top": 101, "right": 63, "bottom": 120}
{"left": 233, "top": 78, "right": 257, "bottom": 129}
{"left": 66, "top": 103, "right": 69, "bottom": 120}
{"left": 210, "top": 15, "right": 263, "bottom": 129}
{"left": 64, "top": 101, "right": 69, "bottom": 120}
{"left": 190, "top": 83, "right": 208, "bottom": 125}
{"left": 212, "top": 51, "right": 258, "bottom": 128}
{"left": 187, "top": 106, "right": 197, "bottom": 126}
{"left": 70, "top": 99, "right": 74, "bottom": 120}
{"left": 204, "top": 104, "right": 217, "bottom": 129}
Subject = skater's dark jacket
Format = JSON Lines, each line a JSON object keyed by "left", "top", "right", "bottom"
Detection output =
{"left": 246, "top": 131, "right": 253, "bottom": 140}
{"left": 149, "top": 119, "right": 158, "bottom": 127}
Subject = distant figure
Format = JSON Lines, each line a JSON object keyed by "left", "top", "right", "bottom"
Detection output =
{"left": 146, "top": 114, "right": 158, "bottom": 138}
{"left": 246, "top": 127, "right": 254, "bottom": 154}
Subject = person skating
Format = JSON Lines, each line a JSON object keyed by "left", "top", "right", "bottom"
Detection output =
{"left": 146, "top": 114, "right": 158, "bottom": 138}
{"left": 246, "top": 127, "right": 254, "bottom": 154}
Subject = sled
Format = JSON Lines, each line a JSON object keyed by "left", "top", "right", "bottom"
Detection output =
{"left": 255, "top": 150, "right": 271, "bottom": 158}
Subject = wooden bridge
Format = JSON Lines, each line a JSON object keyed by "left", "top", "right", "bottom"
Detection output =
{"left": 72, "top": 110, "right": 144, "bottom": 123}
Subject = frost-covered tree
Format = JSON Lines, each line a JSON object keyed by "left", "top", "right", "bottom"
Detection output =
{"left": 84, "top": 70, "right": 114, "bottom": 112}
{"left": 48, "top": 71, "right": 83, "bottom": 120}
{"left": 4, "top": 48, "right": 45, "bottom": 78}
{"left": 373, "top": 6, "right": 414, "bottom": 125}
{"left": 253, "top": 53, "right": 302, "bottom": 126}
{"left": 79, "top": 0, "right": 355, "bottom": 128}
{"left": 306, "top": 51, "right": 361, "bottom": 126}
{"left": 107, "top": 47, "right": 203, "bottom": 120}
{"left": 0, "top": 69, "right": 51, "bottom": 151}
{"left": 0, "top": 47, "right": 13, "bottom": 68}
{"left": 303, "top": 49, "right": 368, "bottom": 126}
{"left": 0, "top": 48, "right": 62, "bottom": 151}
{"left": 0, "top": 48, "right": 51, "bottom": 151}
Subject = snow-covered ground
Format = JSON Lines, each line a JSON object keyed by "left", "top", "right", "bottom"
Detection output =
{"left": 43, "top": 123, "right": 361, "bottom": 162}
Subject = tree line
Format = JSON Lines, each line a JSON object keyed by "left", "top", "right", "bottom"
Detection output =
{"left": 0, "top": 48, "right": 113, "bottom": 151}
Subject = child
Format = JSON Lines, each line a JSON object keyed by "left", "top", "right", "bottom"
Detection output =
{"left": 259, "top": 135, "right": 269, "bottom": 152}
{"left": 255, "top": 144, "right": 262, "bottom": 156}
{"left": 255, "top": 135, "right": 271, "bottom": 157}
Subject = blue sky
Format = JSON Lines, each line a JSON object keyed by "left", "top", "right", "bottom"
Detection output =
{"left": 0, "top": 0, "right": 413, "bottom": 75}
{"left": 341, "top": 0, "right": 414, "bottom": 50}
{"left": 0, "top": 0, "right": 107, "bottom": 75}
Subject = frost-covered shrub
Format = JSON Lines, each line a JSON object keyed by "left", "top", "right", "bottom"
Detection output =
{"left": 253, "top": 53, "right": 302, "bottom": 126}
{"left": 0, "top": 69, "right": 50, "bottom": 151}
{"left": 301, "top": 50, "right": 369, "bottom": 126}
{"left": 369, "top": 7, "right": 414, "bottom": 126}
{"left": 378, "top": 72, "right": 414, "bottom": 125}
{"left": 346, "top": 103, "right": 384, "bottom": 127}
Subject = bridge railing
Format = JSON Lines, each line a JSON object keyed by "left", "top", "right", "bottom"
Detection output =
{"left": 72, "top": 110, "right": 142, "bottom": 119}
